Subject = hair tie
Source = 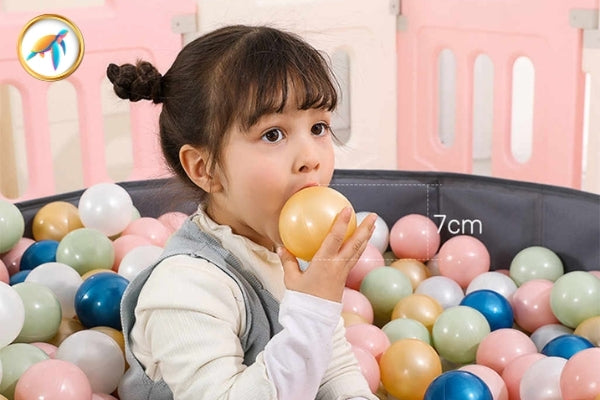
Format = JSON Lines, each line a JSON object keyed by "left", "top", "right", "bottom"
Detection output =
{"left": 106, "top": 61, "right": 164, "bottom": 104}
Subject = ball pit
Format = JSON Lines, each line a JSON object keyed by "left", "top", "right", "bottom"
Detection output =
{"left": 1, "top": 170, "right": 598, "bottom": 400}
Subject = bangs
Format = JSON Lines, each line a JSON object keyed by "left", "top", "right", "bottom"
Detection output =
{"left": 225, "top": 30, "right": 339, "bottom": 130}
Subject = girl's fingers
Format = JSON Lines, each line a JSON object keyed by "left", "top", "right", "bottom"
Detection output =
{"left": 311, "top": 206, "right": 352, "bottom": 257}
{"left": 338, "top": 212, "right": 378, "bottom": 262}
{"left": 313, "top": 209, "right": 377, "bottom": 264}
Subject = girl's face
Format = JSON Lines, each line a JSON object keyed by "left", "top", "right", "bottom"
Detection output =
{"left": 206, "top": 101, "right": 335, "bottom": 250}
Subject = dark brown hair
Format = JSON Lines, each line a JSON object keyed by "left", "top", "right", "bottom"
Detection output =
{"left": 107, "top": 25, "right": 338, "bottom": 197}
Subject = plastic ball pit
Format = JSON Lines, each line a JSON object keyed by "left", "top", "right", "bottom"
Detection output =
{"left": 5, "top": 169, "right": 599, "bottom": 399}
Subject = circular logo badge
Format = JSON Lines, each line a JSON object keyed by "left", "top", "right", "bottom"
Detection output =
{"left": 17, "top": 14, "right": 84, "bottom": 81}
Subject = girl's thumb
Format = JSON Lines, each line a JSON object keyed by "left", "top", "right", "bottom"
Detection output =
{"left": 277, "top": 246, "right": 301, "bottom": 276}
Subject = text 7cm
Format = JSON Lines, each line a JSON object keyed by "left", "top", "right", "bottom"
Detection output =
{"left": 433, "top": 214, "right": 483, "bottom": 235}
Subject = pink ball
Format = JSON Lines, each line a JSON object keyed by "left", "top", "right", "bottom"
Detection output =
{"left": 158, "top": 211, "right": 188, "bottom": 234}
{"left": 346, "top": 243, "right": 384, "bottom": 290}
{"left": 351, "top": 345, "right": 380, "bottom": 393}
{"left": 437, "top": 235, "right": 490, "bottom": 289}
{"left": 589, "top": 270, "right": 600, "bottom": 280}
{"left": 14, "top": 359, "right": 92, "bottom": 400}
{"left": 122, "top": 217, "right": 171, "bottom": 247}
{"left": 345, "top": 323, "right": 391, "bottom": 362}
{"left": 475, "top": 328, "right": 538, "bottom": 374}
{"left": 1, "top": 237, "right": 35, "bottom": 276}
{"left": 342, "top": 287, "right": 374, "bottom": 324}
{"left": 0, "top": 260, "right": 8, "bottom": 284}
{"left": 501, "top": 353, "right": 546, "bottom": 400}
{"left": 511, "top": 279, "right": 559, "bottom": 333}
{"left": 560, "top": 347, "right": 600, "bottom": 400}
{"left": 112, "top": 234, "right": 152, "bottom": 271}
{"left": 459, "top": 364, "right": 508, "bottom": 400}
{"left": 31, "top": 341, "right": 58, "bottom": 358}
{"left": 389, "top": 214, "right": 440, "bottom": 261}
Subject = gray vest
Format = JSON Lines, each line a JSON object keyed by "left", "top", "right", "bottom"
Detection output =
{"left": 118, "top": 219, "right": 283, "bottom": 400}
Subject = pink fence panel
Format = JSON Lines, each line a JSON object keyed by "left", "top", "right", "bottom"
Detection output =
{"left": 396, "top": 0, "right": 597, "bottom": 188}
{"left": 0, "top": 0, "right": 196, "bottom": 202}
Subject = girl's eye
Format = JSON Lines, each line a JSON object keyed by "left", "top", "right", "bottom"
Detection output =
{"left": 262, "top": 128, "right": 284, "bottom": 143}
{"left": 311, "top": 122, "right": 330, "bottom": 136}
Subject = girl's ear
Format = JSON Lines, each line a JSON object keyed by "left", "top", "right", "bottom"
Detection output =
{"left": 179, "top": 144, "right": 223, "bottom": 193}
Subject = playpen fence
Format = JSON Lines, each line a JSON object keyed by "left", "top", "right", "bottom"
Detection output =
{"left": 1, "top": 0, "right": 598, "bottom": 202}
{"left": 395, "top": 0, "right": 598, "bottom": 190}
{"left": 0, "top": 0, "right": 196, "bottom": 202}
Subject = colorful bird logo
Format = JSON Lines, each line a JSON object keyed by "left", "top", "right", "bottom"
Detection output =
{"left": 26, "top": 29, "right": 69, "bottom": 70}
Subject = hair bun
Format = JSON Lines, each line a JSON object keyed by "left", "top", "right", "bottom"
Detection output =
{"left": 106, "top": 61, "right": 163, "bottom": 103}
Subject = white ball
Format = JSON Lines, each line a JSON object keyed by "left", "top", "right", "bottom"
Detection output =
{"left": 530, "top": 324, "right": 574, "bottom": 352}
{"left": 356, "top": 211, "right": 389, "bottom": 254}
{"left": 466, "top": 271, "right": 518, "bottom": 301}
{"left": 78, "top": 183, "right": 134, "bottom": 236}
{"left": 520, "top": 356, "right": 566, "bottom": 400}
{"left": 0, "top": 282, "right": 25, "bottom": 348}
{"left": 118, "top": 245, "right": 164, "bottom": 282}
{"left": 55, "top": 330, "right": 125, "bottom": 394}
{"left": 25, "top": 262, "right": 83, "bottom": 319}
{"left": 415, "top": 276, "right": 464, "bottom": 309}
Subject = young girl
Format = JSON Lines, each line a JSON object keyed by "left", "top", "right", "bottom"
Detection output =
{"left": 107, "top": 25, "right": 379, "bottom": 400}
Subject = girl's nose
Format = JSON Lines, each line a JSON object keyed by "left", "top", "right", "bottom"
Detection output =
{"left": 298, "top": 158, "right": 320, "bottom": 173}
{"left": 295, "top": 139, "right": 321, "bottom": 173}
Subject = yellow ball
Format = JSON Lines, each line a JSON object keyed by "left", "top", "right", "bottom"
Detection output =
{"left": 32, "top": 201, "right": 83, "bottom": 241}
{"left": 574, "top": 315, "right": 600, "bottom": 346}
{"left": 390, "top": 258, "right": 430, "bottom": 289}
{"left": 341, "top": 312, "right": 369, "bottom": 327}
{"left": 90, "top": 326, "right": 125, "bottom": 355}
{"left": 391, "top": 294, "right": 444, "bottom": 332}
{"left": 379, "top": 338, "right": 442, "bottom": 400}
{"left": 47, "top": 317, "right": 85, "bottom": 346}
{"left": 81, "top": 268, "right": 116, "bottom": 280}
{"left": 279, "top": 186, "right": 356, "bottom": 261}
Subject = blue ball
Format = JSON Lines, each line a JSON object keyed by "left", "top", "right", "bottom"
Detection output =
{"left": 75, "top": 272, "right": 129, "bottom": 330}
{"left": 460, "top": 289, "right": 513, "bottom": 331}
{"left": 424, "top": 370, "right": 493, "bottom": 400}
{"left": 541, "top": 334, "right": 595, "bottom": 359}
{"left": 20, "top": 240, "right": 59, "bottom": 271}
{"left": 10, "top": 270, "right": 30, "bottom": 285}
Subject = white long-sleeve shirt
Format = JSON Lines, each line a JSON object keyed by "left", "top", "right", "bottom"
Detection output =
{"left": 129, "top": 207, "right": 378, "bottom": 400}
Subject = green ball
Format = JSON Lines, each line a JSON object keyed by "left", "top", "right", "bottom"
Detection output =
{"left": 0, "top": 200, "right": 24, "bottom": 253}
{"left": 550, "top": 271, "right": 600, "bottom": 328}
{"left": 56, "top": 228, "right": 115, "bottom": 275}
{"left": 509, "top": 246, "right": 564, "bottom": 286}
{"left": 382, "top": 318, "right": 431, "bottom": 345}
{"left": 0, "top": 343, "right": 49, "bottom": 399}
{"left": 432, "top": 305, "right": 491, "bottom": 364}
{"left": 12, "top": 282, "right": 62, "bottom": 343}
{"left": 360, "top": 266, "right": 412, "bottom": 326}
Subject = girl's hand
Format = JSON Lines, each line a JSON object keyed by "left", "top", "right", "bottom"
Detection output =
{"left": 278, "top": 207, "right": 378, "bottom": 303}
